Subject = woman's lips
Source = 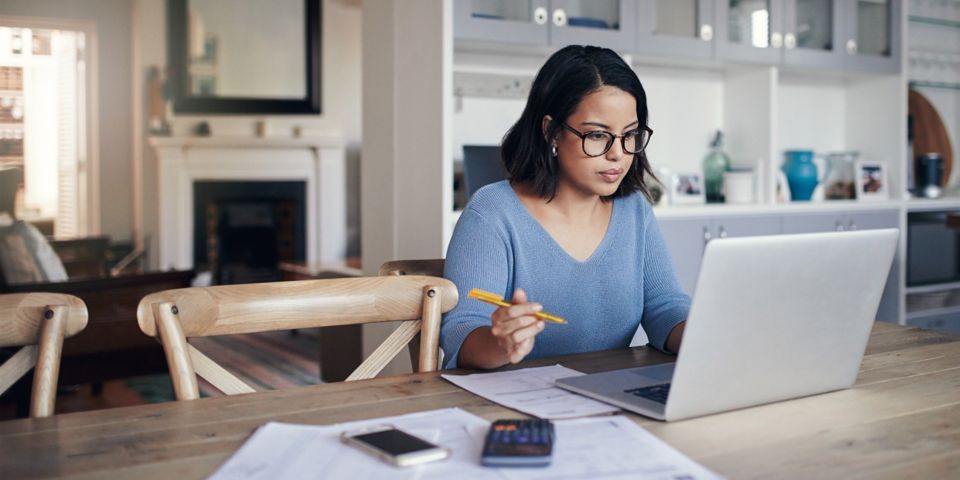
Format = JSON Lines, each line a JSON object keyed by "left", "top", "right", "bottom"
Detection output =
{"left": 599, "top": 169, "right": 623, "bottom": 182}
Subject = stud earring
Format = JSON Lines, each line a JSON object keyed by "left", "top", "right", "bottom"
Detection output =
{"left": 550, "top": 143, "right": 558, "bottom": 157}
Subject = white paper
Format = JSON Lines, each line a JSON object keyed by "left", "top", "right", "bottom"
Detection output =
{"left": 209, "top": 408, "right": 721, "bottom": 480}
{"left": 441, "top": 365, "right": 620, "bottom": 419}
{"left": 498, "top": 416, "right": 722, "bottom": 480}
{"left": 209, "top": 408, "right": 500, "bottom": 480}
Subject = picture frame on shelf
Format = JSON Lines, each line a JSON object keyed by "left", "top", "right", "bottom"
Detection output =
{"left": 856, "top": 161, "right": 888, "bottom": 201}
{"left": 671, "top": 172, "right": 705, "bottom": 205}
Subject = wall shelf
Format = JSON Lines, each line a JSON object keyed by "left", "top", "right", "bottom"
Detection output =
{"left": 909, "top": 80, "right": 960, "bottom": 90}
{"left": 909, "top": 15, "right": 960, "bottom": 30}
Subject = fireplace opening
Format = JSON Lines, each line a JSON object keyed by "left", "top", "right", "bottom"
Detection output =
{"left": 193, "top": 181, "right": 306, "bottom": 284}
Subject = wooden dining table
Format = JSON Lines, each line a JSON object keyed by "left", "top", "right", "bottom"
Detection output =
{"left": 2, "top": 322, "right": 959, "bottom": 479}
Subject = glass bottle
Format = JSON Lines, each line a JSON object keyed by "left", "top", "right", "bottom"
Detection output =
{"left": 703, "top": 130, "right": 731, "bottom": 203}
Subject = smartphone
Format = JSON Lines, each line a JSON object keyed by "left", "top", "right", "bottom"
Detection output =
{"left": 340, "top": 425, "right": 450, "bottom": 467}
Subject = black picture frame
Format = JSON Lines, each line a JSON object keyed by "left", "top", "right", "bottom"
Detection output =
{"left": 167, "top": 0, "right": 321, "bottom": 114}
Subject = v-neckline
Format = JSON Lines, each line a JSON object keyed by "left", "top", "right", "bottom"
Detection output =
{"left": 507, "top": 184, "right": 619, "bottom": 265}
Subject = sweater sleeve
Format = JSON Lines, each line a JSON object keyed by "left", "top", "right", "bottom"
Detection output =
{"left": 639, "top": 202, "right": 691, "bottom": 352}
{"left": 441, "top": 208, "right": 512, "bottom": 369}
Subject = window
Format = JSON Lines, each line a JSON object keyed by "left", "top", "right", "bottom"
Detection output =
{"left": 0, "top": 25, "right": 89, "bottom": 237}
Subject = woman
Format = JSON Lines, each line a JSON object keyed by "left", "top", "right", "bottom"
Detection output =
{"left": 442, "top": 45, "right": 689, "bottom": 370}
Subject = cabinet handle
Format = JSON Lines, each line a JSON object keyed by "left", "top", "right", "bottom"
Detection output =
{"left": 534, "top": 7, "right": 548, "bottom": 25}
{"left": 700, "top": 24, "right": 713, "bottom": 41}
{"left": 846, "top": 39, "right": 858, "bottom": 55}
{"left": 835, "top": 220, "right": 846, "bottom": 232}
{"left": 703, "top": 226, "right": 713, "bottom": 246}
{"left": 848, "top": 220, "right": 857, "bottom": 231}
{"left": 771, "top": 32, "right": 783, "bottom": 48}
{"left": 718, "top": 226, "right": 728, "bottom": 239}
{"left": 552, "top": 8, "right": 567, "bottom": 27}
{"left": 784, "top": 33, "right": 796, "bottom": 49}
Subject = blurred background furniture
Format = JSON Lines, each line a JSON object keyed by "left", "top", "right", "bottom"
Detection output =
{"left": 0, "top": 166, "right": 194, "bottom": 396}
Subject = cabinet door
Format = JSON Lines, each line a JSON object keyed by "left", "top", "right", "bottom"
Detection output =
{"left": 716, "top": 0, "right": 786, "bottom": 64}
{"left": 549, "top": 0, "right": 636, "bottom": 51}
{"left": 841, "top": 0, "right": 901, "bottom": 73}
{"left": 657, "top": 217, "right": 709, "bottom": 295}
{"left": 846, "top": 210, "right": 898, "bottom": 231}
{"left": 782, "top": 0, "right": 844, "bottom": 69}
{"left": 635, "top": 0, "right": 714, "bottom": 59}
{"left": 712, "top": 215, "right": 783, "bottom": 240}
{"left": 781, "top": 212, "right": 846, "bottom": 233}
{"left": 454, "top": 0, "right": 550, "bottom": 45}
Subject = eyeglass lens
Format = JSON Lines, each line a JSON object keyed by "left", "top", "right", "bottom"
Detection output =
{"left": 582, "top": 130, "right": 649, "bottom": 157}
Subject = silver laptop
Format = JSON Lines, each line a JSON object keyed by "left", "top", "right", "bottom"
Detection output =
{"left": 556, "top": 229, "right": 899, "bottom": 421}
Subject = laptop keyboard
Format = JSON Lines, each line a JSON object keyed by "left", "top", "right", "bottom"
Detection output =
{"left": 624, "top": 383, "right": 671, "bottom": 404}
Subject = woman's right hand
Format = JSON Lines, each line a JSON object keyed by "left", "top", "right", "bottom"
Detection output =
{"left": 489, "top": 288, "right": 545, "bottom": 364}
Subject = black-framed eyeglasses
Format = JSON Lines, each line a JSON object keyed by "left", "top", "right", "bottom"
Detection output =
{"left": 560, "top": 122, "right": 653, "bottom": 157}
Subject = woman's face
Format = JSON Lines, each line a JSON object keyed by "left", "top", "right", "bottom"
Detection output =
{"left": 550, "top": 85, "right": 639, "bottom": 199}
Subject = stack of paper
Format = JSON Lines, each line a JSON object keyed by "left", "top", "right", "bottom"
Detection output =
{"left": 209, "top": 407, "right": 721, "bottom": 480}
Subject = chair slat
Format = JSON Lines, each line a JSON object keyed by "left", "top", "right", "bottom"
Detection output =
{"left": 346, "top": 320, "right": 421, "bottom": 381}
{"left": 188, "top": 344, "right": 256, "bottom": 395}
{"left": 0, "top": 346, "right": 37, "bottom": 394}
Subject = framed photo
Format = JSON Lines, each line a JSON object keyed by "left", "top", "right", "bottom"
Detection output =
{"left": 671, "top": 172, "right": 705, "bottom": 205}
{"left": 856, "top": 161, "right": 888, "bottom": 201}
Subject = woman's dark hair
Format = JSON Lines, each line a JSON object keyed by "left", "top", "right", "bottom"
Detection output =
{"left": 501, "top": 45, "right": 655, "bottom": 201}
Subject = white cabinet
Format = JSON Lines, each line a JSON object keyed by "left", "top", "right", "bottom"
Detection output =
{"left": 716, "top": 0, "right": 900, "bottom": 72}
{"left": 658, "top": 214, "right": 782, "bottom": 294}
{"left": 454, "top": 0, "right": 636, "bottom": 51}
{"left": 635, "top": 0, "right": 715, "bottom": 60}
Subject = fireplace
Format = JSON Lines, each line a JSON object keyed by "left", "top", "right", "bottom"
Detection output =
{"left": 149, "top": 135, "right": 347, "bottom": 270}
{"left": 193, "top": 181, "right": 306, "bottom": 284}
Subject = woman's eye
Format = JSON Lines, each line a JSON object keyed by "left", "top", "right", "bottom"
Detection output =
{"left": 624, "top": 130, "right": 641, "bottom": 139}
{"left": 586, "top": 132, "right": 609, "bottom": 141}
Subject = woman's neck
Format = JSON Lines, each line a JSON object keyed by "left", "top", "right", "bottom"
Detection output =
{"left": 513, "top": 181, "right": 608, "bottom": 225}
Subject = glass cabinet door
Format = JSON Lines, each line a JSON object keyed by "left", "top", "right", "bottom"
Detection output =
{"left": 782, "top": 0, "right": 843, "bottom": 68}
{"left": 717, "top": 0, "right": 785, "bottom": 63}
{"left": 454, "top": 0, "right": 550, "bottom": 46}
{"left": 636, "top": 0, "right": 714, "bottom": 59}
{"left": 549, "top": 0, "right": 636, "bottom": 51}
{"left": 842, "top": 0, "right": 901, "bottom": 73}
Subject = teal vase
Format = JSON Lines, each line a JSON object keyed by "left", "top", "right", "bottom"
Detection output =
{"left": 783, "top": 150, "right": 819, "bottom": 201}
{"left": 703, "top": 131, "right": 731, "bottom": 203}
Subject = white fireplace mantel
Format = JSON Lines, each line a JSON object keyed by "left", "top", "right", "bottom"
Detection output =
{"left": 149, "top": 135, "right": 347, "bottom": 270}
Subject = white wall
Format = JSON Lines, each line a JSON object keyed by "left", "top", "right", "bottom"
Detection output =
{"left": 134, "top": 0, "right": 363, "bottom": 267}
{"left": 0, "top": 0, "right": 133, "bottom": 242}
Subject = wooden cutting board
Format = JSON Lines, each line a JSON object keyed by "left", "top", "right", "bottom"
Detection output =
{"left": 909, "top": 89, "right": 953, "bottom": 186}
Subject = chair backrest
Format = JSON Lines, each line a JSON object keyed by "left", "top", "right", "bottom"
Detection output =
{"left": 379, "top": 259, "right": 446, "bottom": 371}
{"left": 136, "top": 275, "right": 458, "bottom": 401}
{"left": 0, "top": 292, "right": 88, "bottom": 418}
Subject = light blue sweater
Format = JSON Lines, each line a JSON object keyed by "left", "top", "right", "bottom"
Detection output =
{"left": 441, "top": 180, "right": 691, "bottom": 369}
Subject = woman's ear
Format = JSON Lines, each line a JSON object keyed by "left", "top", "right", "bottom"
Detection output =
{"left": 541, "top": 115, "right": 554, "bottom": 143}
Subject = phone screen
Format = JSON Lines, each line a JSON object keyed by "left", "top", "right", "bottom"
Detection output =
{"left": 352, "top": 429, "right": 438, "bottom": 456}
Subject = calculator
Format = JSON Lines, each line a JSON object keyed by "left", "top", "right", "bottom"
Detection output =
{"left": 480, "top": 419, "right": 555, "bottom": 468}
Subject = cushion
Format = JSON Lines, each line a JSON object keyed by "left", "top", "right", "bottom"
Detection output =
{"left": 0, "top": 221, "right": 68, "bottom": 285}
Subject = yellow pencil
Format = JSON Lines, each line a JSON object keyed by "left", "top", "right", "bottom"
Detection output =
{"left": 467, "top": 288, "right": 568, "bottom": 324}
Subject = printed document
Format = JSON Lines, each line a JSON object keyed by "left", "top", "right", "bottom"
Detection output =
{"left": 209, "top": 407, "right": 721, "bottom": 480}
{"left": 442, "top": 364, "right": 619, "bottom": 419}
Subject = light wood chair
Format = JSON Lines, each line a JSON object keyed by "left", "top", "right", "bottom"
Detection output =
{"left": 379, "top": 259, "right": 446, "bottom": 371}
{"left": 0, "top": 293, "right": 88, "bottom": 418}
{"left": 136, "top": 275, "right": 458, "bottom": 401}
